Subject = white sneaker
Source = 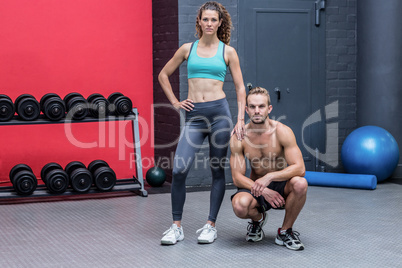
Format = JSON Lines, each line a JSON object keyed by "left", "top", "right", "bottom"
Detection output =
{"left": 196, "top": 224, "right": 217, "bottom": 244}
{"left": 161, "top": 224, "right": 184, "bottom": 245}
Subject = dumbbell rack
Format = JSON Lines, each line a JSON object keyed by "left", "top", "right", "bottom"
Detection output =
{"left": 0, "top": 108, "right": 148, "bottom": 202}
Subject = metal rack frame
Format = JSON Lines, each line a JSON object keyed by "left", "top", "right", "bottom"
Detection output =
{"left": 0, "top": 108, "right": 148, "bottom": 199}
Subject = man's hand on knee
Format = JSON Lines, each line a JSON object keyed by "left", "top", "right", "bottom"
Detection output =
{"left": 261, "top": 188, "right": 285, "bottom": 209}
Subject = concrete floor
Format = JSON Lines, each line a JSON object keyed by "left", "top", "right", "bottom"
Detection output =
{"left": 0, "top": 179, "right": 401, "bottom": 267}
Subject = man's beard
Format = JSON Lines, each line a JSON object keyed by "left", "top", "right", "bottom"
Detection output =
{"left": 250, "top": 115, "right": 267, "bottom": 124}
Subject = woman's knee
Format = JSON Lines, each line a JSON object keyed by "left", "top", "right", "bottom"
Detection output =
{"left": 172, "top": 165, "right": 189, "bottom": 182}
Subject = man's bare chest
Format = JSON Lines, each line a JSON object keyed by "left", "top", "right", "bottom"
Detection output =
{"left": 243, "top": 135, "right": 284, "bottom": 162}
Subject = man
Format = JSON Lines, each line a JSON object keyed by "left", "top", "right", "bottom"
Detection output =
{"left": 230, "top": 87, "right": 308, "bottom": 251}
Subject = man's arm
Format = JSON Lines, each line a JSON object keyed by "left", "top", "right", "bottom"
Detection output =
{"left": 251, "top": 123, "right": 305, "bottom": 197}
{"left": 229, "top": 135, "right": 254, "bottom": 190}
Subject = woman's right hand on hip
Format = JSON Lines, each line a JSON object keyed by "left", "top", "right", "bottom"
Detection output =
{"left": 173, "top": 99, "right": 194, "bottom": 111}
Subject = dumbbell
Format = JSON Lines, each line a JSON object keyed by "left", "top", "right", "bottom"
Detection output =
{"left": 87, "top": 93, "right": 109, "bottom": 118}
{"left": 40, "top": 93, "right": 66, "bottom": 121}
{"left": 64, "top": 161, "right": 93, "bottom": 193}
{"left": 15, "top": 94, "right": 40, "bottom": 121}
{"left": 0, "top": 94, "right": 15, "bottom": 121}
{"left": 108, "top": 92, "right": 133, "bottom": 116}
{"left": 41, "top": 162, "right": 69, "bottom": 194}
{"left": 64, "top": 92, "right": 88, "bottom": 120}
{"left": 88, "top": 160, "right": 116, "bottom": 191}
{"left": 9, "top": 164, "right": 37, "bottom": 195}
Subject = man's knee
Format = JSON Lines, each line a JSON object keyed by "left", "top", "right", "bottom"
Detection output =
{"left": 232, "top": 193, "right": 254, "bottom": 218}
{"left": 289, "top": 176, "right": 308, "bottom": 196}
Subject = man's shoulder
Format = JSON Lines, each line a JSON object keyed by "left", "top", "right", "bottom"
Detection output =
{"left": 229, "top": 135, "right": 245, "bottom": 157}
{"left": 274, "top": 121, "right": 298, "bottom": 146}
{"left": 272, "top": 120, "right": 292, "bottom": 134}
{"left": 230, "top": 134, "right": 244, "bottom": 147}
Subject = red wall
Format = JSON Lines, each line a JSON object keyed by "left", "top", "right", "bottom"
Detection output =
{"left": 0, "top": 0, "right": 153, "bottom": 184}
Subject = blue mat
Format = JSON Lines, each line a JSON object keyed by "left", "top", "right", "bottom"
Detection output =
{"left": 305, "top": 171, "right": 377, "bottom": 190}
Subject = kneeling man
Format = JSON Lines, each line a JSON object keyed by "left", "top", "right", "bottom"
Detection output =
{"left": 230, "top": 87, "right": 308, "bottom": 251}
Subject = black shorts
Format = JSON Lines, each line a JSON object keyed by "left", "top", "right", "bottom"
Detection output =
{"left": 231, "top": 181, "right": 287, "bottom": 212}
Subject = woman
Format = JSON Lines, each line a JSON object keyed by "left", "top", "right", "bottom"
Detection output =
{"left": 158, "top": 1, "right": 246, "bottom": 245}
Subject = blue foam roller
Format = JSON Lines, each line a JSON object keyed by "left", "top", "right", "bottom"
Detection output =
{"left": 305, "top": 171, "right": 377, "bottom": 190}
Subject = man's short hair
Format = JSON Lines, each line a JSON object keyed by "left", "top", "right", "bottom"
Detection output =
{"left": 246, "top": 87, "right": 271, "bottom": 106}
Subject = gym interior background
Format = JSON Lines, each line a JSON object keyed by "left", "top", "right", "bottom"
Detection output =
{"left": 0, "top": 1, "right": 400, "bottom": 267}
{"left": 153, "top": 0, "right": 402, "bottom": 185}
{"left": 0, "top": 0, "right": 401, "bottom": 188}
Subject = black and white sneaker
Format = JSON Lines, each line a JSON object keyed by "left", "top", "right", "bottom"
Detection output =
{"left": 246, "top": 211, "right": 267, "bottom": 242}
{"left": 275, "top": 228, "right": 304, "bottom": 250}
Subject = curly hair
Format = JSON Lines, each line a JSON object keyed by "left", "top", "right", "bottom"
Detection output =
{"left": 195, "top": 1, "right": 233, "bottom": 45}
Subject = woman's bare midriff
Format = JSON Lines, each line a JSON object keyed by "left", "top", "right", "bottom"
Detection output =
{"left": 188, "top": 78, "right": 226, "bottom": 102}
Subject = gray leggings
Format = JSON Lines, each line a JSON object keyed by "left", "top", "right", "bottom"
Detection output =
{"left": 172, "top": 98, "right": 232, "bottom": 222}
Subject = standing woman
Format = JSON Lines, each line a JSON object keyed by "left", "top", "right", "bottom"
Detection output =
{"left": 158, "top": 1, "right": 246, "bottom": 245}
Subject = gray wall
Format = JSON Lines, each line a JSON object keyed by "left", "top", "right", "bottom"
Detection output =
{"left": 175, "top": 0, "right": 358, "bottom": 186}
{"left": 357, "top": 0, "right": 402, "bottom": 178}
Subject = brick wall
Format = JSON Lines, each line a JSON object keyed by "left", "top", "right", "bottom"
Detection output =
{"left": 325, "top": 0, "right": 357, "bottom": 172}
{"left": 152, "top": 0, "right": 180, "bottom": 182}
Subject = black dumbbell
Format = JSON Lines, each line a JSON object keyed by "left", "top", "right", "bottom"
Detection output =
{"left": 0, "top": 94, "right": 15, "bottom": 121}
{"left": 40, "top": 93, "right": 66, "bottom": 121}
{"left": 108, "top": 92, "right": 133, "bottom": 116}
{"left": 15, "top": 94, "right": 40, "bottom": 121}
{"left": 87, "top": 93, "right": 109, "bottom": 118}
{"left": 64, "top": 161, "right": 93, "bottom": 193}
{"left": 41, "top": 162, "right": 69, "bottom": 194}
{"left": 64, "top": 92, "right": 88, "bottom": 120}
{"left": 88, "top": 160, "right": 116, "bottom": 191}
{"left": 9, "top": 164, "right": 37, "bottom": 195}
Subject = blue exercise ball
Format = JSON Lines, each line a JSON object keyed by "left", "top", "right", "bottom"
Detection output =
{"left": 341, "top": 126, "right": 399, "bottom": 182}
{"left": 146, "top": 166, "right": 166, "bottom": 187}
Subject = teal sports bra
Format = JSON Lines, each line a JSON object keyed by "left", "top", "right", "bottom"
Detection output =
{"left": 187, "top": 40, "right": 227, "bottom": 82}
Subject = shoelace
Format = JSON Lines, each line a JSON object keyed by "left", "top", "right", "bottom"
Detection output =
{"left": 196, "top": 225, "right": 213, "bottom": 234}
{"left": 247, "top": 221, "right": 262, "bottom": 234}
{"left": 285, "top": 230, "right": 301, "bottom": 242}
{"left": 163, "top": 226, "right": 179, "bottom": 236}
